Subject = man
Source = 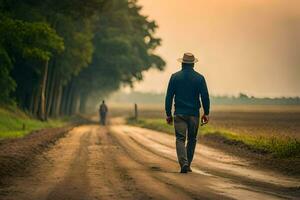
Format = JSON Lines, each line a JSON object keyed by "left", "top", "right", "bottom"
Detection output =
{"left": 99, "top": 100, "right": 108, "bottom": 125}
{"left": 165, "top": 53, "right": 210, "bottom": 173}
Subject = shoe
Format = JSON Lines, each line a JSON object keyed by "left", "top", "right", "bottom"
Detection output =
{"left": 180, "top": 165, "right": 188, "bottom": 173}
{"left": 187, "top": 166, "right": 192, "bottom": 172}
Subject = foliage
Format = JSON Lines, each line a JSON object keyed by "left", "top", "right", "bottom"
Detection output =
{"left": 74, "top": 0, "right": 166, "bottom": 107}
{"left": 0, "top": 16, "right": 64, "bottom": 61}
{"left": 0, "top": 47, "right": 16, "bottom": 104}
{"left": 0, "top": 0, "right": 165, "bottom": 117}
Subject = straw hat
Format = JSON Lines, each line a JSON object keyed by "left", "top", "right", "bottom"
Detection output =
{"left": 177, "top": 53, "right": 198, "bottom": 63}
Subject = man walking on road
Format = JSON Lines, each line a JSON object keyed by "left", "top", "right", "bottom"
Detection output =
{"left": 165, "top": 53, "right": 210, "bottom": 173}
{"left": 99, "top": 100, "right": 108, "bottom": 125}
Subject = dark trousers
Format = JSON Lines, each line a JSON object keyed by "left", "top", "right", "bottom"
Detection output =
{"left": 174, "top": 115, "right": 199, "bottom": 168}
{"left": 100, "top": 113, "right": 107, "bottom": 125}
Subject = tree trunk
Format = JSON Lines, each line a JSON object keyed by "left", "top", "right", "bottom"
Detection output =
{"left": 33, "top": 87, "right": 41, "bottom": 117}
{"left": 72, "top": 90, "right": 80, "bottom": 115}
{"left": 54, "top": 83, "right": 63, "bottom": 118}
{"left": 46, "top": 62, "right": 56, "bottom": 117}
{"left": 29, "top": 89, "right": 35, "bottom": 114}
{"left": 45, "top": 61, "right": 52, "bottom": 111}
{"left": 38, "top": 60, "right": 49, "bottom": 121}
{"left": 60, "top": 85, "right": 67, "bottom": 116}
{"left": 67, "top": 82, "right": 75, "bottom": 116}
{"left": 51, "top": 76, "right": 61, "bottom": 117}
{"left": 60, "top": 82, "right": 72, "bottom": 116}
{"left": 79, "top": 93, "right": 88, "bottom": 114}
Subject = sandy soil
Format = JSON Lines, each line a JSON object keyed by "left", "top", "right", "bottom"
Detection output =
{"left": 0, "top": 123, "right": 299, "bottom": 200}
{"left": 0, "top": 126, "right": 71, "bottom": 180}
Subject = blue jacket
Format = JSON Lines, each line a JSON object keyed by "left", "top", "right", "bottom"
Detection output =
{"left": 165, "top": 67, "right": 210, "bottom": 117}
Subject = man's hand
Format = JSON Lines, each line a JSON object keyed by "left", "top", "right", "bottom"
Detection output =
{"left": 166, "top": 116, "right": 173, "bottom": 125}
{"left": 201, "top": 115, "right": 209, "bottom": 125}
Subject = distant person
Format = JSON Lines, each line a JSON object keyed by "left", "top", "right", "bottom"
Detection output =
{"left": 99, "top": 100, "right": 108, "bottom": 125}
{"left": 165, "top": 53, "right": 210, "bottom": 173}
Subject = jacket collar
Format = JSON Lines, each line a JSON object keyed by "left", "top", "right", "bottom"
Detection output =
{"left": 182, "top": 66, "right": 194, "bottom": 71}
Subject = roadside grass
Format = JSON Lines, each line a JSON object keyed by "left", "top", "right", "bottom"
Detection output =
{"left": 127, "top": 118, "right": 300, "bottom": 158}
{"left": 0, "top": 106, "right": 67, "bottom": 139}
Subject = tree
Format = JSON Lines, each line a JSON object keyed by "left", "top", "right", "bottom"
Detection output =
{"left": 239, "top": 93, "right": 249, "bottom": 99}
{"left": 72, "top": 0, "right": 166, "bottom": 113}
{"left": 0, "top": 47, "right": 15, "bottom": 104}
{"left": 0, "top": 0, "right": 165, "bottom": 118}
{"left": 0, "top": 16, "right": 64, "bottom": 119}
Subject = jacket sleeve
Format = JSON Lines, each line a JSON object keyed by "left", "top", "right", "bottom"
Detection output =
{"left": 165, "top": 75, "right": 175, "bottom": 117}
{"left": 200, "top": 77, "right": 210, "bottom": 115}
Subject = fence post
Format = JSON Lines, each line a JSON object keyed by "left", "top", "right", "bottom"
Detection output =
{"left": 134, "top": 103, "right": 138, "bottom": 121}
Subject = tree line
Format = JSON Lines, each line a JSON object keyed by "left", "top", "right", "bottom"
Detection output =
{"left": 109, "top": 91, "right": 300, "bottom": 105}
{"left": 0, "top": 0, "right": 165, "bottom": 120}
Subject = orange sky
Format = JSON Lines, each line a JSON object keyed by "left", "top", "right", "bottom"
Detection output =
{"left": 126, "top": 0, "right": 300, "bottom": 97}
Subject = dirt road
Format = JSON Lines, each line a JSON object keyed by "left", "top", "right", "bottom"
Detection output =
{"left": 0, "top": 123, "right": 299, "bottom": 200}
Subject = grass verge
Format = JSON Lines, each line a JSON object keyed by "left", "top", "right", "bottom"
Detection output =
{"left": 127, "top": 117, "right": 300, "bottom": 159}
{"left": 0, "top": 106, "right": 67, "bottom": 139}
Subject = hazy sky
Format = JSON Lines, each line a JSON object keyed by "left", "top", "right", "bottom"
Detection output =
{"left": 126, "top": 0, "right": 300, "bottom": 97}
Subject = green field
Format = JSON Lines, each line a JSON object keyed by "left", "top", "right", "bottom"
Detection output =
{"left": 0, "top": 106, "right": 67, "bottom": 139}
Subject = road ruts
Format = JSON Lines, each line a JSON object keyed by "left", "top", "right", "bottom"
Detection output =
{"left": 0, "top": 124, "right": 299, "bottom": 200}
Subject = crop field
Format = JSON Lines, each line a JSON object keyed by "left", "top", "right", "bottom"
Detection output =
{"left": 109, "top": 104, "right": 300, "bottom": 138}
{"left": 109, "top": 103, "right": 300, "bottom": 158}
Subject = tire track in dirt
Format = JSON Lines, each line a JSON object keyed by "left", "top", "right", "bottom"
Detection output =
{"left": 108, "top": 130, "right": 196, "bottom": 200}
{"left": 110, "top": 125, "right": 300, "bottom": 200}
{"left": 131, "top": 125, "right": 300, "bottom": 195}
{"left": 124, "top": 125, "right": 300, "bottom": 187}
{"left": 0, "top": 126, "right": 90, "bottom": 200}
{"left": 86, "top": 125, "right": 150, "bottom": 200}
{"left": 1, "top": 124, "right": 299, "bottom": 200}
{"left": 110, "top": 126, "right": 233, "bottom": 200}
{"left": 45, "top": 130, "right": 92, "bottom": 200}
{"left": 127, "top": 131, "right": 297, "bottom": 199}
{"left": 0, "top": 125, "right": 194, "bottom": 200}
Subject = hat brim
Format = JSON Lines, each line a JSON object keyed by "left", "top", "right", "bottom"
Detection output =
{"left": 177, "top": 58, "right": 199, "bottom": 63}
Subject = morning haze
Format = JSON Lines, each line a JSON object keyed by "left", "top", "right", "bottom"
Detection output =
{"left": 132, "top": 0, "right": 300, "bottom": 97}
